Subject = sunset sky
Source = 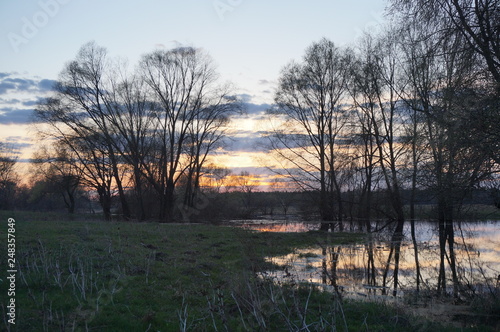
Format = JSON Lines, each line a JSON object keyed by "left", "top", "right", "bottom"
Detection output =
{"left": 0, "top": 0, "right": 387, "bottom": 186}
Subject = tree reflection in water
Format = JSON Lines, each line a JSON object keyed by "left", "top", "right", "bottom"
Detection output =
{"left": 247, "top": 220, "right": 500, "bottom": 302}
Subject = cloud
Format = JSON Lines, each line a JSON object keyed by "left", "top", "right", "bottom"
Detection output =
{"left": 0, "top": 77, "right": 37, "bottom": 93}
{"left": 0, "top": 73, "right": 54, "bottom": 124}
{"left": 38, "top": 79, "right": 57, "bottom": 92}
{"left": 224, "top": 135, "right": 271, "bottom": 153}
{"left": 15, "top": 158, "right": 32, "bottom": 163}
{"left": 242, "top": 102, "right": 272, "bottom": 115}
{"left": 0, "top": 98, "right": 21, "bottom": 105}
{"left": 22, "top": 100, "right": 40, "bottom": 107}
{"left": 228, "top": 166, "right": 274, "bottom": 176}
{"left": 0, "top": 73, "right": 56, "bottom": 95}
{"left": 236, "top": 93, "right": 253, "bottom": 103}
{"left": 0, "top": 107, "right": 35, "bottom": 124}
{"left": 0, "top": 136, "right": 33, "bottom": 156}
{"left": 8, "top": 143, "right": 33, "bottom": 156}
{"left": 0, "top": 81, "right": 17, "bottom": 95}
{"left": 259, "top": 79, "right": 273, "bottom": 85}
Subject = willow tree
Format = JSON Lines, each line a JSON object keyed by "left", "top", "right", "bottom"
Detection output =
{"left": 182, "top": 97, "right": 237, "bottom": 211}
{"left": 140, "top": 47, "right": 239, "bottom": 222}
{"left": 269, "top": 39, "right": 351, "bottom": 229}
{"left": 31, "top": 143, "right": 82, "bottom": 214}
{"left": 37, "top": 42, "right": 238, "bottom": 222}
{"left": 390, "top": 0, "right": 500, "bottom": 85}
{"left": 350, "top": 30, "right": 410, "bottom": 224}
{"left": 390, "top": 12, "right": 497, "bottom": 295}
{"left": 103, "top": 74, "right": 156, "bottom": 221}
{"left": 36, "top": 42, "right": 132, "bottom": 220}
{"left": 390, "top": 0, "right": 500, "bottom": 166}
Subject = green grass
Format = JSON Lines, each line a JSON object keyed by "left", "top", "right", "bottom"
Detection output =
{"left": 0, "top": 211, "right": 495, "bottom": 331}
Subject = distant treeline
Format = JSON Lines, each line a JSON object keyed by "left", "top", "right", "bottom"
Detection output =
{"left": 1, "top": 186, "right": 498, "bottom": 222}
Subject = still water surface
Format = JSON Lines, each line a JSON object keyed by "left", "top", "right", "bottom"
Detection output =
{"left": 232, "top": 219, "right": 500, "bottom": 301}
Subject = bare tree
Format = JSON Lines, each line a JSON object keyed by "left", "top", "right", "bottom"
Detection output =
{"left": 390, "top": 0, "right": 500, "bottom": 85}
{"left": 31, "top": 143, "right": 82, "bottom": 213}
{"left": 390, "top": 0, "right": 500, "bottom": 168}
{"left": 139, "top": 47, "right": 239, "bottom": 222}
{"left": 0, "top": 142, "right": 18, "bottom": 210}
{"left": 348, "top": 28, "right": 434, "bottom": 296}
{"left": 182, "top": 90, "right": 240, "bottom": 210}
{"left": 394, "top": 17, "right": 497, "bottom": 296}
{"left": 35, "top": 42, "right": 132, "bottom": 220}
{"left": 36, "top": 42, "right": 238, "bottom": 221}
{"left": 103, "top": 73, "right": 156, "bottom": 220}
{"left": 202, "top": 164, "right": 232, "bottom": 194}
{"left": 269, "top": 38, "right": 351, "bottom": 229}
{"left": 36, "top": 97, "right": 124, "bottom": 220}
{"left": 346, "top": 106, "right": 379, "bottom": 225}
{"left": 350, "top": 31, "right": 409, "bottom": 223}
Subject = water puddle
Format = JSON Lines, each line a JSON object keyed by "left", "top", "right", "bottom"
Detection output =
{"left": 235, "top": 219, "right": 500, "bottom": 302}
{"left": 230, "top": 219, "right": 321, "bottom": 232}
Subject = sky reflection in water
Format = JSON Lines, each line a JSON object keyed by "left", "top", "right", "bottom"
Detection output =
{"left": 236, "top": 220, "right": 500, "bottom": 300}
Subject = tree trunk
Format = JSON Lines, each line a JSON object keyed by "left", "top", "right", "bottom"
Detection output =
{"left": 110, "top": 153, "right": 131, "bottom": 221}
{"left": 391, "top": 223, "right": 404, "bottom": 296}
{"left": 97, "top": 187, "right": 112, "bottom": 221}
{"left": 446, "top": 220, "right": 460, "bottom": 298}
{"left": 411, "top": 220, "right": 422, "bottom": 292}
{"left": 163, "top": 181, "right": 176, "bottom": 223}
{"left": 437, "top": 219, "right": 447, "bottom": 295}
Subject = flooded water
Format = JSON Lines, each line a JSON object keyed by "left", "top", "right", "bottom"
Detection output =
{"left": 231, "top": 219, "right": 500, "bottom": 301}
{"left": 231, "top": 219, "right": 321, "bottom": 232}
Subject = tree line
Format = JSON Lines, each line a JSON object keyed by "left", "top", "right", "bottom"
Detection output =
{"left": 0, "top": 0, "right": 498, "bottom": 225}
{"left": 264, "top": 0, "right": 499, "bottom": 297}
{"left": 269, "top": 0, "right": 499, "bottom": 230}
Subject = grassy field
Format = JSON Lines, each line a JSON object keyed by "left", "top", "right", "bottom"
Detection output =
{"left": 0, "top": 211, "right": 497, "bottom": 331}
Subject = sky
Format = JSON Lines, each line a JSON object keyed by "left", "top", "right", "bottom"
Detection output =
{"left": 0, "top": 0, "right": 387, "bottom": 185}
